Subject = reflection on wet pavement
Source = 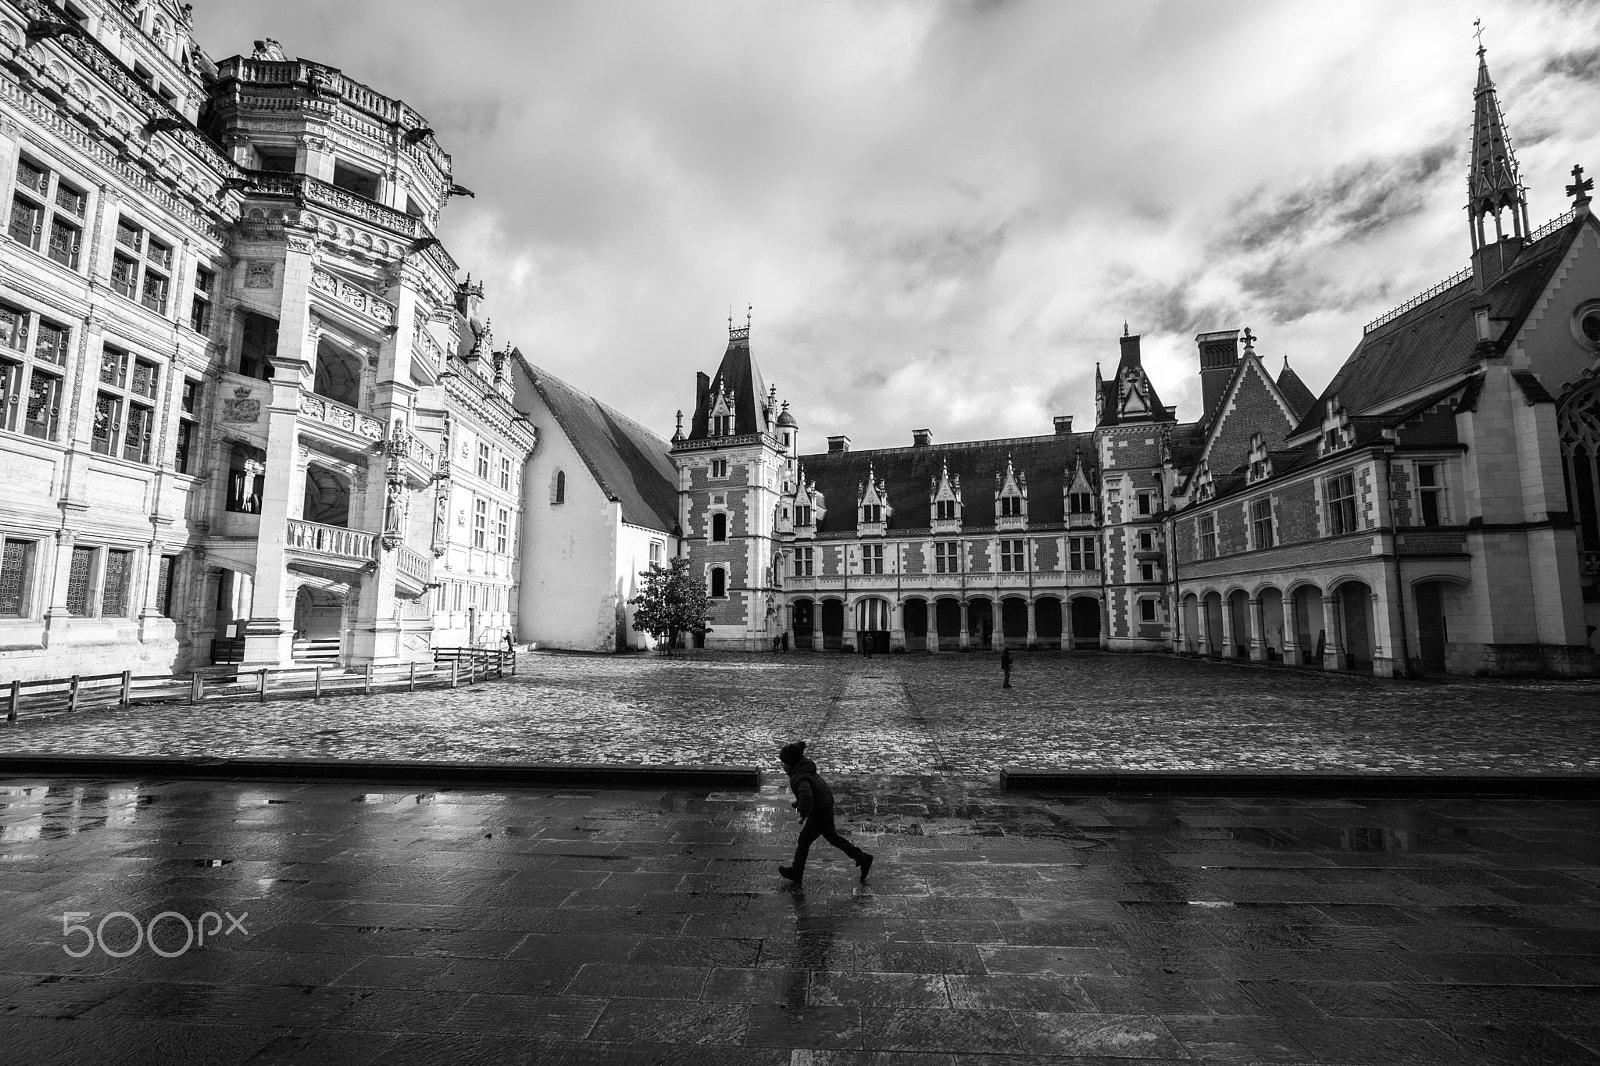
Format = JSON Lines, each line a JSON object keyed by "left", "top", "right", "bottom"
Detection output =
{"left": 2, "top": 651, "right": 1597, "bottom": 774}
{"left": 0, "top": 775, "right": 1596, "bottom": 1063}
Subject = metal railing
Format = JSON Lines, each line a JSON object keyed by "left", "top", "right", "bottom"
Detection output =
{"left": 4, "top": 649, "right": 518, "bottom": 724}
{"left": 1363, "top": 266, "right": 1473, "bottom": 335}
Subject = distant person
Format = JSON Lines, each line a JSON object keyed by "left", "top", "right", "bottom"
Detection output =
{"left": 503, "top": 631, "right": 514, "bottom": 653}
{"left": 777, "top": 741, "right": 872, "bottom": 885}
{"left": 1001, "top": 647, "right": 1013, "bottom": 688}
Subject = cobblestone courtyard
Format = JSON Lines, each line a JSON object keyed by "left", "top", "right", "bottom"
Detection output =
{"left": 3, "top": 651, "right": 1598, "bottom": 775}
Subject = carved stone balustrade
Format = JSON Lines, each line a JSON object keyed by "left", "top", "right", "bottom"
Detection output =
{"left": 286, "top": 519, "right": 375, "bottom": 566}
{"left": 311, "top": 266, "right": 397, "bottom": 327}
{"left": 298, "top": 392, "right": 384, "bottom": 443}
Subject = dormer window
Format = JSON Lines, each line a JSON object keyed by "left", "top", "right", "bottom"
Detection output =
{"left": 1318, "top": 398, "right": 1354, "bottom": 456}
{"left": 713, "top": 414, "right": 732, "bottom": 436}
{"left": 1068, "top": 492, "right": 1093, "bottom": 514}
{"left": 995, "top": 456, "right": 1028, "bottom": 529}
{"left": 935, "top": 499, "right": 956, "bottom": 521}
{"left": 795, "top": 504, "right": 812, "bottom": 526}
{"left": 1193, "top": 463, "right": 1216, "bottom": 503}
{"left": 930, "top": 458, "right": 963, "bottom": 532}
{"left": 1246, "top": 432, "right": 1273, "bottom": 485}
{"left": 858, "top": 465, "right": 891, "bottom": 535}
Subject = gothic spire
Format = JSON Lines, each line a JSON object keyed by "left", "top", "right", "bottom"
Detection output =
{"left": 1466, "top": 33, "right": 1529, "bottom": 251}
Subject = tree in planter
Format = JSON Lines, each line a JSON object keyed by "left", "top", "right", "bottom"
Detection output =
{"left": 629, "top": 559, "right": 711, "bottom": 655}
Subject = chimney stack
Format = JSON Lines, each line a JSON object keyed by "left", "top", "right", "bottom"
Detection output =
{"left": 1196, "top": 329, "right": 1241, "bottom": 423}
{"left": 1053, "top": 415, "right": 1073, "bottom": 435}
{"left": 912, "top": 429, "right": 933, "bottom": 447}
{"left": 827, "top": 435, "right": 851, "bottom": 454}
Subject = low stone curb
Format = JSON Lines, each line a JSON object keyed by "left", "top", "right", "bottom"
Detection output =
{"left": 1000, "top": 768, "right": 1600, "bottom": 797}
{"left": 0, "top": 753, "right": 761, "bottom": 790}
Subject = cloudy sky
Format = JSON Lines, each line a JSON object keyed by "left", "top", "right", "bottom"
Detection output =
{"left": 194, "top": 0, "right": 1600, "bottom": 451}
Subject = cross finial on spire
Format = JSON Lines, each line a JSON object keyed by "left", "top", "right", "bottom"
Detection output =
{"left": 1567, "top": 164, "right": 1594, "bottom": 207}
{"left": 746, "top": 303, "right": 752, "bottom": 329}
{"left": 1473, "top": 17, "right": 1485, "bottom": 55}
{"left": 1122, "top": 321, "right": 1129, "bottom": 337}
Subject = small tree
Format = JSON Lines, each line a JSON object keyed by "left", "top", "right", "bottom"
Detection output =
{"left": 630, "top": 559, "right": 711, "bottom": 655}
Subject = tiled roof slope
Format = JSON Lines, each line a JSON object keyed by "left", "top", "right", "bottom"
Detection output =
{"left": 1275, "top": 361, "right": 1317, "bottom": 420}
{"left": 798, "top": 434, "right": 1095, "bottom": 535}
{"left": 519, "top": 361, "right": 679, "bottom": 534}
{"left": 1294, "top": 218, "right": 1583, "bottom": 436}
{"left": 688, "top": 332, "right": 769, "bottom": 440}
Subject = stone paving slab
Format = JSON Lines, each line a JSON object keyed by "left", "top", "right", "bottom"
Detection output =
{"left": 0, "top": 775, "right": 1596, "bottom": 1064}
{"left": 2, "top": 651, "right": 1598, "bottom": 776}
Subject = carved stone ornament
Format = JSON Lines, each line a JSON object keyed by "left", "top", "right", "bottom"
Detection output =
{"left": 221, "top": 386, "right": 261, "bottom": 423}
{"left": 286, "top": 235, "right": 316, "bottom": 255}
{"left": 244, "top": 261, "right": 274, "bottom": 289}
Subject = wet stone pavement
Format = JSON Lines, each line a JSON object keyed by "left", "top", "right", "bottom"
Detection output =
{"left": 0, "top": 777, "right": 1598, "bottom": 1064}
{"left": 2, "top": 651, "right": 1599, "bottom": 774}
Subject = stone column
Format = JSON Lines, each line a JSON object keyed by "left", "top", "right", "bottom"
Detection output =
{"left": 349, "top": 266, "right": 420, "bottom": 666}
{"left": 958, "top": 599, "right": 970, "bottom": 650}
{"left": 241, "top": 234, "right": 317, "bottom": 667}
{"left": 925, "top": 604, "right": 936, "bottom": 652}
{"left": 1063, "top": 598, "right": 1075, "bottom": 651}
{"left": 1248, "top": 596, "right": 1268, "bottom": 662}
{"left": 1282, "top": 594, "right": 1302, "bottom": 666}
{"left": 1219, "top": 599, "right": 1236, "bottom": 658}
{"left": 40, "top": 529, "right": 79, "bottom": 646}
{"left": 1025, "top": 598, "right": 1037, "bottom": 650}
{"left": 1321, "top": 593, "right": 1346, "bottom": 671}
{"left": 889, "top": 598, "right": 905, "bottom": 652}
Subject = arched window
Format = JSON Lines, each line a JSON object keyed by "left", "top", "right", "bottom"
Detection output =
{"left": 711, "top": 512, "right": 727, "bottom": 542}
{"left": 710, "top": 567, "right": 726, "bottom": 598}
{"left": 552, "top": 470, "right": 565, "bottom": 504}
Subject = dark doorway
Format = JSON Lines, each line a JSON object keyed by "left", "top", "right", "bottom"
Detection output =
{"left": 935, "top": 598, "right": 961, "bottom": 651}
{"left": 1035, "top": 597, "right": 1062, "bottom": 647}
{"left": 792, "top": 598, "right": 815, "bottom": 650}
{"left": 821, "top": 599, "right": 844, "bottom": 651}
{"left": 1414, "top": 581, "right": 1448, "bottom": 675}
{"left": 1070, "top": 597, "right": 1101, "bottom": 648}
{"left": 903, "top": 598, "right": 927, "bottom": 651}
{"left": 1000, "top": 598, "right": 1029, "bottom": 650}
{"left": 967, "top": 598, "right": 993, "bottom": 650}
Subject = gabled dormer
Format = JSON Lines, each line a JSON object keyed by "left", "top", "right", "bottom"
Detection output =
{"left": 994, "top": 455, "right": 1028, "bottom": 530}
{"left": 1193, "top": 461, "right": 1216, "bottom": 503}
{"left": 858, "top": 463, "right": 890, "bottom": 537}
{"left": 930, "top": 457, "right": 963, "bottom": 533}
{"left": 708, "top": 387, "right": 735, "bottom": 437}
{"left": 1097, "top": 328, "right": 1176, "bottom": 427}
{"left": 1317, "top": 397, "right": 1354, "bottom": 457}
{"left": 791, "top": 464, "right": 825, "bottom": 540}
{"left": 1245, "top": 432, "right": 1273, "bottom": 485}
{"left": 1065, "top": 457, "right": 1097, "bottom": 528}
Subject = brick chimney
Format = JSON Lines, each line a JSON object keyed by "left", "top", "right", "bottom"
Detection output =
{"left": 1053, "top": 415, "right": 1073, "bottom": 435}
{"left": 827, "top": 435, "right": 851, "bottom": 454}
{"left": 1196, "top": 330, "right": 1240, "bottom": 423}
{"left": 912, "top": 429, "right": 933, "bottom": 447}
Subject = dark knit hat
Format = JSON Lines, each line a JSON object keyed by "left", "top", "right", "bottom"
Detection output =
{"left": 778, "top": 740, "right": 807, "bottom": 765}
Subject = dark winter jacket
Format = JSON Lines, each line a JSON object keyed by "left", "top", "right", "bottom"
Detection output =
{"left": 785, "top": 758, "right": 835, "bottom": 820}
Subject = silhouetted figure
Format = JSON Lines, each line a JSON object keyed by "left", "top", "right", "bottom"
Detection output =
{"left": 777, "top": 741, "right": 872, "bottom": 885}
{"left": 1001, "top": 647, "right": 1013, "bottom": 688}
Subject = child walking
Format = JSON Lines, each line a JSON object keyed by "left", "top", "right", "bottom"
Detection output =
{"left": 777, "top": 741, "right": 873, "bottom": 885}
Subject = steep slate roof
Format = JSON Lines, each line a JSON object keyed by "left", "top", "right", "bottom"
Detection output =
{"left": 1275, "top": 361, "right": 1317, "bottom": 420}
{"left": 687, "top": 329, "right": 770, "bottom": 440}
{"left": 798, "top": 433, "right": 1095, "bottom": 535}
{"left": 1294, "top": 217, "right": 1584, "bottom": 436}
{"left": 517, "top": 360, "right": 679, "bottom": 534}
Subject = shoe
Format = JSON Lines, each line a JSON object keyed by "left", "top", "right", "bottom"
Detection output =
{"left": 778, "top": 865, "right": 802, "bottom": 883}
{"left": 858, "top": 854, "right": 874, "bottom": 882}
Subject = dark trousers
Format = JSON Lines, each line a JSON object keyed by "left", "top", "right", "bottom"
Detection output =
{"left": 792, "top": 811, "right": 866, "bottom": 871}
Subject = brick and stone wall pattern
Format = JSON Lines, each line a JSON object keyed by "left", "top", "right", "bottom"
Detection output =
{"left": 1207, "top": 367, "right": 1294, "bottom": 476}
{"left": 1276, "top": 479, "right": 1320, "bottom": 543}
{"left": 968, "top": 539, "right": 992, "bottom": 574}
{"left": 902, "top": 541, "right": 926, "bottom": 574}
{"left": 1218, "top": 500, "right": 1246, "bottom": 556}
{"left": 1034, "top": 536, "right": 1060, "bottom": 572}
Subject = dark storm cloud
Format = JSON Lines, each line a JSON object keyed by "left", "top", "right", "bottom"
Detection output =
{"left": 1540, "top": 44, "right": 1600, "bottom": 82}
{"left": 188, "top": 0, "right": 1599, "bottom": 449}
{"left": 1226, "top": 142, "right": 1456, "bottom": 256}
